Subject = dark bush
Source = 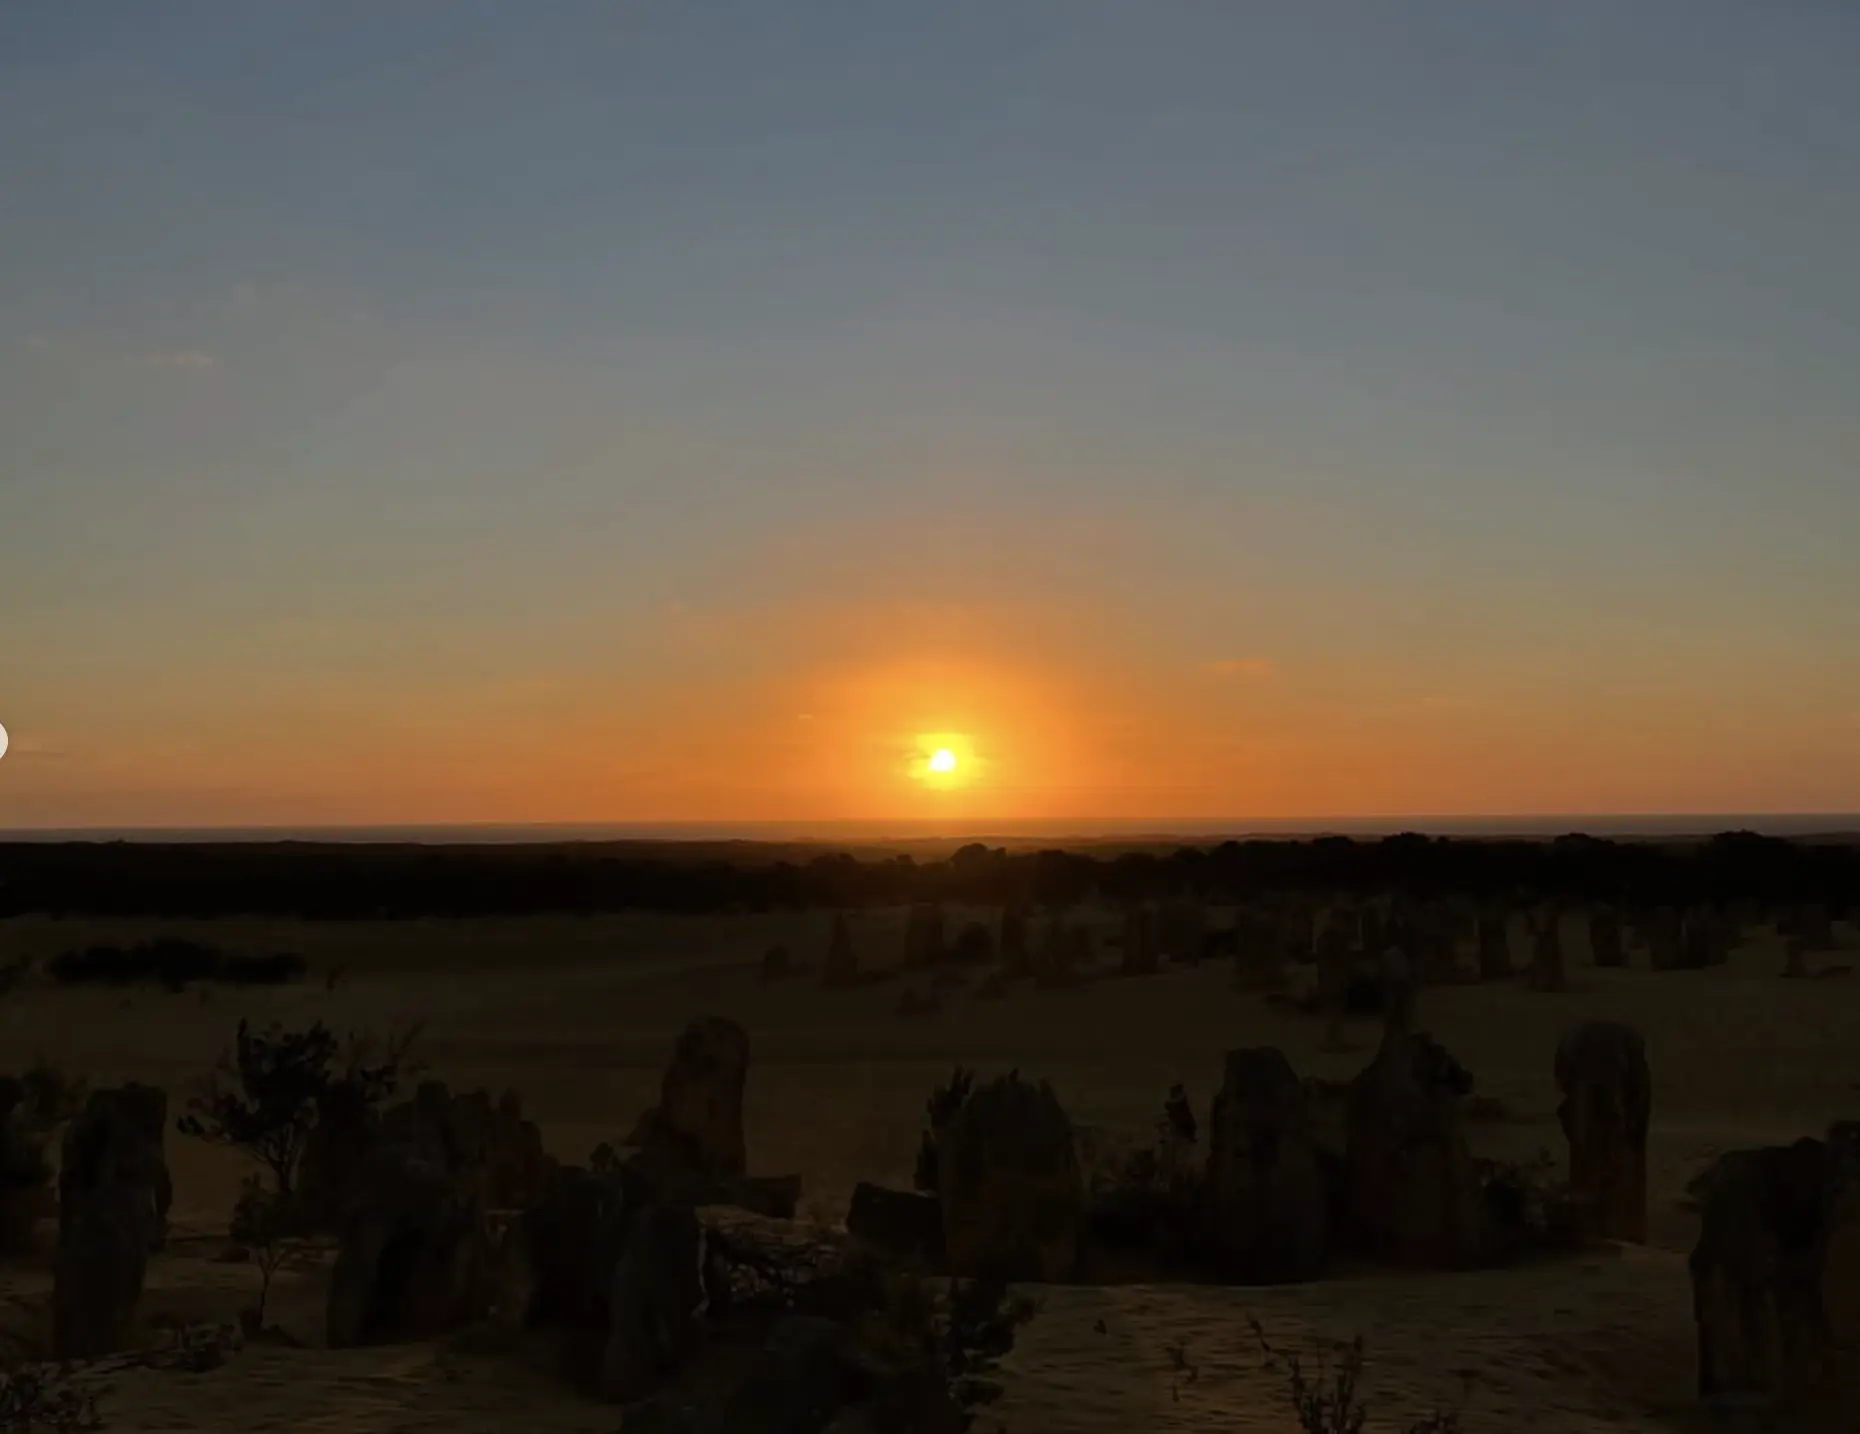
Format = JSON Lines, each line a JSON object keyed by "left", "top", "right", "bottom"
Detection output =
{"left": 914, "top": 1067, "right": 975, "bottom": 1194}
{"left": 14, "top": 1059, "right": 86, "bottom": 1135}
{"left": 1083, "top": 1090, "right": 1207, "bottom": 1270}
{"left": 941, "top": 1277, "right": 1040, "bottom": 1426}
{"left": 808, "top": 1251, "right": 1037, "bottom": 1431}
{"left": 176, "top": 1018, "right": 417, "bottom": 1195}
{"left": 1477, "top": 1150, "right": 1578, "bottom": 1262}
{"left": 47, "top": 938, "right": 306, "bottom": 992}
{"left": 951, "top": 922, "right": 995, "bottom": 965}
{"left": 0, "top": 1362, "right": 104, "bottom": 1432}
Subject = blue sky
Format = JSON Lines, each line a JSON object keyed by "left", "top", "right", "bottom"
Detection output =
{"left": 2, "top": 2, "right": 1858, "bottom": 825}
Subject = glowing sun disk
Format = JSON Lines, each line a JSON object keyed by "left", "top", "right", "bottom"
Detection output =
{"left": 912, "top": 732, "right": 977, "bottom": 790}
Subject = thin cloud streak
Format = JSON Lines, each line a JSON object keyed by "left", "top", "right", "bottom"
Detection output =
{"left": 22, "top": 333, "right": 220, "bottom": 372}
{"left": 132, "top": 349, "right": 219, "bottom": 370}
{"left": 1206, "top": 658, "right": 1275, "bottom": 680}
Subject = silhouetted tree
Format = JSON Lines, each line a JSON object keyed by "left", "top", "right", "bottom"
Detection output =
{"left": 176, "top": 1018, "right": 418, "bottom": 1195}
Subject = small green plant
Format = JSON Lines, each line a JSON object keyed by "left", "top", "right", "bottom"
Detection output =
{"left": 1251, "top": 1319, "right": 1469, "bottom": 1434}
{"left": 1163, "top": 1339, "right": 1199, "bottom": 1402}
{"left": 228, "top": 1176, "right": 308, "bottom": 1332}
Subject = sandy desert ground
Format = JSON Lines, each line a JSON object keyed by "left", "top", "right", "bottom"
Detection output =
{"left": 0, "top": 906, "right": 1855, "bottom": 1433}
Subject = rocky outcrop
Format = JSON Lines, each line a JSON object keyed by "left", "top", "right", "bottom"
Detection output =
{"left": 845, "top": 1182, "right": 944, "bottom": 1268}
{"left": 904, "top": 905, "right": 947, "bottom": 968}
{"left": 1476, "top": 907, "right": 1511, "bottom": 981}
{"left": 524, "top": 1163, "right": 644, "bottom": 1333}
{"left": 695, "top": 1313, "right": 964, "bottom": 1434}
{"left": 1555, "top": 1021, "right": 1651, "bottom": 1243}
{"left": 325, "top": 1082, "right": 552, "bottom": 1347}
{"left": 1204, "top": 1048, "right": 1327, "bottom": 1282}
{"left": 1120, "top": 906, "right": 1158, "bottom": 977}
{"left": 998, "top": 905, "right": 1030, "bottom": 979}
{"left": 1646, "top": 907, "right": 1685, "bottom": 972}
{"left": 1316, "top": 925, "right": 1353, "bottom": 1047}
{"left": 1528, "top": 909, "right": 1567, "bottom": 992}
{"left": 1230, "top": 908, "right": 1285, "bottom": 991}
{"left": 1684, "top": 909, "right": 1731, "bottom": 969}
{"left": 520, "top": 1160, "right": 715, "bottom": 1403}
{"left": 823, "top": 913, "right": 858, "bottom": 988}
{"left": 303, "top": 1083, "right": 553, "bottom": 1234}
{"left": 1589, "top": 907, "right": 1625, "bottom": 968}
{"left": 1378, "top": 947, "right": 1416, "bottom": 1045}
{"left": 599, "top": 1202, "right": 705, "bottom": 1403}
{"left": 1689, "top": 1126, "right": 1860, "bottom": 1418}
{"left": 950, "top": 922, "right": 994, "bottom": 966}
{"left": 1343, "top": 1034, "right": 1488, "bottom": 1268}
{"left": 938, "top": 1073, "right": 1083, "bottom": 1282}
{"left": 626, "top": 1018, "right": 750, "bottom": 1190}
{"left": 1157, "top": 902, "right": 1205, "bottom": 966}
{"left": 52, "top": 1084, "right": 171, "bottom": 1358}
{"left": 0, "top": 1078, "right": 52, "bottom": 1253}
{"left": 619, "top": 1018, "right": 804, "bottom": 1221}
{"left": 59, "top": 1083, "right": 170, "bottom": 1252}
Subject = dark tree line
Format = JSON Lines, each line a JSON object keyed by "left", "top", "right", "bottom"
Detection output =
{"left": 0, "top": 831, "right": 1853, "bottom": 922}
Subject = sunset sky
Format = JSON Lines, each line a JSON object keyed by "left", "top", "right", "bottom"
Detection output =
{"left": 3, "top": 2, "right": 1858, "bottom": 830}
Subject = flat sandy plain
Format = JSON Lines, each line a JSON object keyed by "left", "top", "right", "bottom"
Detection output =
{"left": 0, "top": 907, "right": 1854, "bottom": 1433}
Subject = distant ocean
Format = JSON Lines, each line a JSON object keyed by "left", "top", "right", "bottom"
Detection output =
{"left": 2, "top": 815, "right": 1857, "bottom": 844}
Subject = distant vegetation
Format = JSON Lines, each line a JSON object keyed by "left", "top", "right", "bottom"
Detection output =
{"left": 0, "top": 829, "right": 1854, "bottom": 920}
{"left": 46, "top": 938, "right": 306, "bottom": 990}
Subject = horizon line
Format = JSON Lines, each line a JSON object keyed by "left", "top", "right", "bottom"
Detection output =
{"left": 3, "top": 812, "right": 1859, "bottom": 845}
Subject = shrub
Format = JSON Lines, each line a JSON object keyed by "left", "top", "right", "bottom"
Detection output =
{"left": 0, "top": 1363, "right": 104, "bottom": 1432}
{"left": 832, "top": 1254, "right": 1038, "bottom": 1431}
{"left": 0, "top": 1132, "right": 49, "bottom": 1201}
{"left": 0, "top": 1132, "right": 51, "bottom": 1256}
{"left": 1252, "top": 1319, "right": 1470, "bottom": 1434}
{"left": 0, "top": 1070, "right": 59, "bottom": 1255}
{"left": 47, "top": 939, "right": 305, "bottom": 992}
{"left": 15, "top": 1060, "right": 86, "bottom": 1136}
{"left": 228, "top": 1177, "right": 309, "bottom": 1331}
{"left": 913, "top": 1067, "right": 975, "bottom": 1194}
{"left": 1478, "top": 1148, "right": 1577, "bottom": 1259}
{"left": 1164, "top": 1339, "right": 1199, "bottom": 1401}
{"left": 1082, "top": 1087, "right": 1207, "bottom": 1269}
{"left": 177, "top": 1018, "right": 418, "bottom": 1195}
{"left": 941, "top": 1277, "right": 1039, "bottom": 1427}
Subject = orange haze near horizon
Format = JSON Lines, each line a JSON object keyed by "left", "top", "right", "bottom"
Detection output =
{"left": 4, "top": 494, "right": 1856, "bottom": 831}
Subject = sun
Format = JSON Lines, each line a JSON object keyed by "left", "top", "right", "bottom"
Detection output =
{"left": 912, "top": 732, "right": 978, "bottom": 790}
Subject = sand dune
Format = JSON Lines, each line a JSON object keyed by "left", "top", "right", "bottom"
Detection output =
{"left": 1, "top": 907, "right": 1853, "bottom": 1431}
